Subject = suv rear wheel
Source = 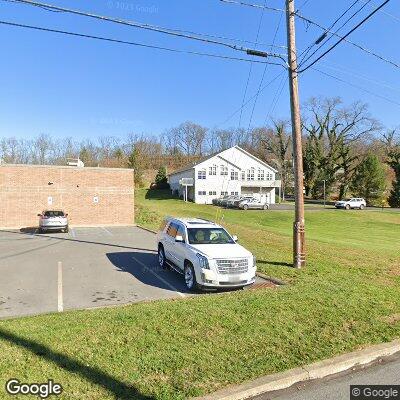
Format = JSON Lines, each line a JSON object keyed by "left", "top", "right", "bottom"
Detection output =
{"left": 345, "top": 204, "right": 350, "bottom": 210}
{"left": 360, "top": 204, "right": 365, "bottom": 210}
{"left": 184, "top": 262, "right": 197, "bottom": 291}
{"left": 243, "top": 204, "right": 249, "bottom": 210}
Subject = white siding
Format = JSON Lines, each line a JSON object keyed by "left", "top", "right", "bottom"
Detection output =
{"left": 168, "top": 146, "right": 280, "bottom": 205}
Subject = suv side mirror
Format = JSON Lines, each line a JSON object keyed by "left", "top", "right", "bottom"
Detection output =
{"left": 37, "top": 214, "right": 42, "bottom": 217}
{"left": 175, "top": 235, "right": 185, "bottom": 243}
{"left": 232, "top": 235, "right": 238, "bottom": 242}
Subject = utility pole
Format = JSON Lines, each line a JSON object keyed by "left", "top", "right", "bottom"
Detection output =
{"left": 286, "top": 0, "right": 306, "bottom": 268}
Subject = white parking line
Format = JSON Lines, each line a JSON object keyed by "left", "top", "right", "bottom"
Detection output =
{"left": 101, "top": 227, "right": 113, "bottom": 236}
{"left": 57, "top": 261, "right": 63, "bottom": 312}
{"left": 131, "top": 255, "right": 186, "bottom": 298}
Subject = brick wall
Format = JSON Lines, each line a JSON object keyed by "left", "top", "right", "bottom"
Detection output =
{"left": 0, "top": 164, "right": 135, "bottom": 228}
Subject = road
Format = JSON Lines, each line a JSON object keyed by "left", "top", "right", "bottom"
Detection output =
{"left": 252, "top": 353, "right": 400, "bottom": 400}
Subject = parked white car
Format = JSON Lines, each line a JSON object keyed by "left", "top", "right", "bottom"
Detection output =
{"left": 238, "top": 198, "right": 270, "bottom": 210}
{"left": 38, "top": 210, "right": 69, "bottom": 233}
{"left": 156, "top": 217, "right": 256, "bottom": 291}
{"left": 335, "top": 198, "right": 366, "bottom": 210}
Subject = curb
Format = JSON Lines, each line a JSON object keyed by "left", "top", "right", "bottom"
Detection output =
{"left": 137, "top": 225, "right": 157, "bottom": 234}
{"left": 194, "top": 339, "right": 400, "bottom": 400}
{"left": 255, "top": 272, "right": 286, "bottom": 286}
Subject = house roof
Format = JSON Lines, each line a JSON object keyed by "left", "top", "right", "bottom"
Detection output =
{"left": 168, "top": 145, "right": 277, "bottom": 177}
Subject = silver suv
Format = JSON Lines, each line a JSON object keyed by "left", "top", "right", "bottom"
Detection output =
{"left": 38, "top": 210, "right": 69, "bottom": 233}
{"left": 335, "top": 198, "right": 366, "bottom": 210}
{"left": 156, "top": 217, "right": 256, "bottom": 291}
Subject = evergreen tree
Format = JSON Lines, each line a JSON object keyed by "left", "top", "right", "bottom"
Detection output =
{"left": 388, "top": 150, "right": 400, "bottom": 207}
{"left": 154, "top": 166, "right": 169, "bottom": 189}
{"left": 350, "top": 154, "right": 387, "bottom": 205}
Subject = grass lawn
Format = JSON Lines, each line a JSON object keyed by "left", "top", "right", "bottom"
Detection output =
{"left": 0, "top": 189, "right": 399, "bottom": 399}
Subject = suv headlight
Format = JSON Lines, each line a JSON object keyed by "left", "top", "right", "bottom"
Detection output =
{"left": 196, "top": 253, "right": 210, "bottom": 270}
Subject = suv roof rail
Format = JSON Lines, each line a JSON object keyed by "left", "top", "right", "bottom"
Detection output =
{"left": 197, "top": 218, "right": 216, "bottom": 224}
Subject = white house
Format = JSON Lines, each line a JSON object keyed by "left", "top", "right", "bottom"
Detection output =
{"left": 168, "top": 146, "right": 281, "bottom": 205}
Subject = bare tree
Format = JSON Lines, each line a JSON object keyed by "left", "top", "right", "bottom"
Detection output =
{"left": 165, "top": 121, "right": 207, "bottom": 156}
{"left": 302, "top": 97, "right": 380, "bottom": 198}
{"left": 259, "top": 121, "right": 292, "bottom": 200}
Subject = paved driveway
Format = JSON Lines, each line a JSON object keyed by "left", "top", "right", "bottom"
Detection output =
{"left": 0, "top": 226, "right": 266, "bottom": 319}
{"left": 0, "top": 226, "right": 191, "bottom": 319}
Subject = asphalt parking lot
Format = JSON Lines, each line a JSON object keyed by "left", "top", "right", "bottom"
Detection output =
{"left": 0, "top": 226, "right": 267, "bottom": 319}
{"left": 0, "top": 226, "right": 195, "bottom": 319}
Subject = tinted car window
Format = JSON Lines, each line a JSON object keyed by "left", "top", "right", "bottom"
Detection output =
{"left": 44, "top": 211, "right": 65, "bottom": 217}
{"left": 176, "top": 225, "right": 186, "bottom": 241}
{"left": 166, "top": 222, "right": 178, "bottom": 238}
{"left": 187, "top": 228, "right": 234, "bottom": 245}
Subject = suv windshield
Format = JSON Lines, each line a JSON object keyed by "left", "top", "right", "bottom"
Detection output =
{"left": 187, "top": 228, "right": 234, "bottom": 245}
{"left": 44, "top": 211, "right": 65, "bottom": 217}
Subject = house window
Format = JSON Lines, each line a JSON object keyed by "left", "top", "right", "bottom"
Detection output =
{"left": 209, "top": 165, "right": 217, "bottom": 176}
{"left": 209, "top": 191, "right": 217, "bottom": 196}
{"left": 198, "top": 169, "right": 206, "bottom": 180}
{"left": 198, "top": 191, "right": 206, "bottom": 196}
{"left": 257, "top": 169, "right": 265, "bottom": 181}
{"left": 220, "top": 165, "right": 229, "bottom": 176}
{"left": 266, "top": 172, "right": 273, "bottom": 181}
{"left": 247, "top": 168, "right": 255, "bottom": 181}
{"left": 221, "top": 191, "right": 228, "bottom": 196}
{"left": 241, "top": 171, "right": 245, "bottom": 180}
{"left": 231, "top": 170, "right": 238, "bottom": 180}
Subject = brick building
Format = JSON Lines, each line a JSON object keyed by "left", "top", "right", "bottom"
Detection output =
{"left": 0, "top": 164, "right": 134, "bottom": 228}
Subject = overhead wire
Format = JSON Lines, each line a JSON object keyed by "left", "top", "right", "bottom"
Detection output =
{"left": 298, "top": 0, "right": 373, "bottom": 69}
{"left": 297, "top": 0, "right": 393, "bottom": 73}
{"left": 5, "top": 0, "right": 287, "bottom": 62}
{"left": 238, "top": 0, "right": 268, "bottom": 128}
{"left": 0, "top": 19, "right": 287, "bottom": 65}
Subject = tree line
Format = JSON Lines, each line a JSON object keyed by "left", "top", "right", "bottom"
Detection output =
{"left": 0, "top": 97, "right": 399, "bottom": 207}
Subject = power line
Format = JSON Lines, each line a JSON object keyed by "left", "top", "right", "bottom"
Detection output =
{"left": 299, "top": 0, "right": 372, "bottom": 68}
{"left": 313, "top": 67, "right": 400, "bottom": 107}
{"left": 6, "top": 0, "right": 287, "bottom": 62}
{"left": 2, "top": 0, "right": 286, "bottom": 49}
{"left": 247, "top": 12, "right": 284, "bottom": 130}
{"left": 218, "top": 0, "right": 400, "bottom": 70}
{"left": 216, "top": 71, "right": 284, "bottom": 128}
{"left": 0, "top": 19, "right": 286, "bottom": 65}
{"left": 297, "top": 0, "right": 393, "bottom": 73}
{"left": 360, "top": 0, "right": 400, "bottom": 22}
{"left": 295, "top": 9, "right": 400, "bottom": 70}
{"left": 320, "top": 61, "right": 400, "bottom": 93}
{"left": 298, "top": 0, "right": 362, "bottom": 66}
{"left": 238, "top": 0, "right": 268, "bottom": 128}
{"left": 219, "top": 0, "right": 285, "bottom": 13}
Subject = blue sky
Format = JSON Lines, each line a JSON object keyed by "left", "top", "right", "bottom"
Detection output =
{"left": 0, "top": 0, "right": 399, "bottom": 140}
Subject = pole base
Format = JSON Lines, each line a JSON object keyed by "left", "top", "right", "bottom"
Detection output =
{"left": 293, "top": 221, "right": 306, "bottom": 268}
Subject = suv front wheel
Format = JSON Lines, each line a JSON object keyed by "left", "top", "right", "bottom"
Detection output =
{"left": 158, "top": 245, "right": 167, "bottom": 269}
{"left": 184, "top": 262, "right": 197, "bottom": 291}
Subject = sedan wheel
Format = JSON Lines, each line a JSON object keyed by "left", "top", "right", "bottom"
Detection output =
{"left": 243, "top": 205, "right": 249, "bottom": 210}
{"left": 345, "top": 204, "right": 350, "bottom": 210}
